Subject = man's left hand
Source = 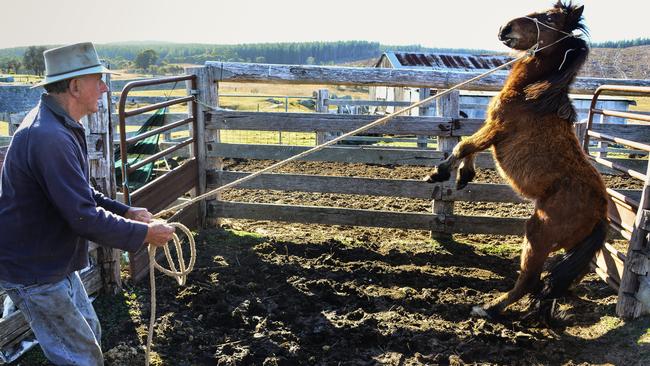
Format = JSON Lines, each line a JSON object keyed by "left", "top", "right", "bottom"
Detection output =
{"left": 125, "top": 207, "right": 153, "bottom": 223}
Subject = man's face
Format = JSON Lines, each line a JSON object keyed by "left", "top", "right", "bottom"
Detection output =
{"left": 73, "top": 74, "right": 108, "bottom": 115}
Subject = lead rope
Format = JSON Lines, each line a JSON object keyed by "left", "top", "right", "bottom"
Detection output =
{"left": 143, "top": 22, "right": 578, "bottom": 364}
{"left": 144, "top": 222, "right": 195, "bottom": 365}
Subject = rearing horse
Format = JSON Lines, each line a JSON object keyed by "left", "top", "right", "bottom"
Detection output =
{"left": 424, "top": 1, "right": 608, "bottom": 319}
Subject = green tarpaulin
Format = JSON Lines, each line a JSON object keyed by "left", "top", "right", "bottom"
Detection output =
{"left": 115, "top": 108, "right": 166, "bottom": 191}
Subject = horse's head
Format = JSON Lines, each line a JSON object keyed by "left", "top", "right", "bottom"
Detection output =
{"left": 498, "top": 1, "right": 586, "bottom": 51}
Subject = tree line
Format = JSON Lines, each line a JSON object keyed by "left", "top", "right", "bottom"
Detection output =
{"left": 1, "top": 38, "right": 648, "bottom": 75}
{"left": 590, "top": 38, "right": 650, "bottom": 49}
{"left": 0, "top": 41, "right": 487, "bottom": 75}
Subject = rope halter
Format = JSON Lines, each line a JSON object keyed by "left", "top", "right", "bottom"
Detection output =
{"left": 522, "top": 16, "right": 581, "bottom": 69}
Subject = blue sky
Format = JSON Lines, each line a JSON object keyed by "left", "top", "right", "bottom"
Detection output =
{"left": 0, "top": 0, "right": 647, "bottom": 50}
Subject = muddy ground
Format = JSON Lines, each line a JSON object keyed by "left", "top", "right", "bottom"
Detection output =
{"left": 19, "top": 159, "right": 650, "bottom": 365}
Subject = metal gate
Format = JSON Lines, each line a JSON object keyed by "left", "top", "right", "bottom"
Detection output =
{"left": 117, "top": 75, "right": 201, "bottom": 281}
{"left": 582, "top": 85, "right": 650, "bottom": 318}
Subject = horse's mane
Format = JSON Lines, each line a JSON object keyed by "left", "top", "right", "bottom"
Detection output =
{"left": 523, "top": 2, "right": 589, "bottom": 122}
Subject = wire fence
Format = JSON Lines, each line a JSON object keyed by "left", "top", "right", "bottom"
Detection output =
{"left": 220, "top": 130, "right": 316, "bottom": 146}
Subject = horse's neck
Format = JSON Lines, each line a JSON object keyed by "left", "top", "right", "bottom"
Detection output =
{"left": 503, "top": 37, "right": 587, "bottom": 98}
{"left": 503, "top": 56, "right": 559, "bottom": 93}
{"left": 499, "top": 41, "right": 587, "bottom": 121}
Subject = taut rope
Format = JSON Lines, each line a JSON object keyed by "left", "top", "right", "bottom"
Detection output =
{"left": 142, "top": 26, "right": 575, "bottom": 363}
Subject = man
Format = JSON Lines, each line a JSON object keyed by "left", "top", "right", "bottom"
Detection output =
{"left": 0, "top": 42, "right": 175, "bottom": 365}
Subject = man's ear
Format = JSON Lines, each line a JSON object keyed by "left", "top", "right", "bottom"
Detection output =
{"left": 68, "top": 78, "right": 81, "bottom": 97}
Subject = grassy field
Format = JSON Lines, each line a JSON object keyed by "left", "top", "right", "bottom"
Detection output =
{"left": 631, "top": 96, "right": 650, "bottom": 112}
{"left": 0, "top": 73, "right": 42, "bottom": 84}
{"left": 123, "top": 82, "right": 369, "bottom": 113}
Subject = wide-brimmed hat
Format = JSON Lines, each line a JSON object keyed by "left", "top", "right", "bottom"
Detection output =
{"left": 32, "top": 42, "right": 117, "bottom": 88}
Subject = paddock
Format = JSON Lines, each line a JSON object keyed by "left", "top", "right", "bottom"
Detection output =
{"left": 1, "top": 61, "right": 650, "bottom": 364}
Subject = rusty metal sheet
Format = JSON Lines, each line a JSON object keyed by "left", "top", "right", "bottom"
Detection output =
{"left": 131, "top": 158, "right": 198, "bottom": 214}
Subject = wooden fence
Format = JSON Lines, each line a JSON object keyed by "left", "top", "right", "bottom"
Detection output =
{"left": 194, "top": 61, "right": 650, "bottom": 318}
{"left": 1, "top": 62, "right": 648, "bottom": 359}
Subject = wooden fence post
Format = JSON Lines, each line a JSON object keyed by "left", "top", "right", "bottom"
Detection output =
{"left": 188, "top": 66, "right": 220, "bottom": 228}
{"left": 616, "top": 160, "right": 650, "bottom": 318}
{"left": 316, "top": 89, "right": 330, "bottom": 145}
{"left": 88, "top": 68, "right": 122, "bottom": 294}
{"left": 8, "top": 112, "right": 27, "bottom": 136}
{"left": 431, "top": 89, "right": 460, "bottom": 240}
{"left": 418, "top": 88, "right": 434, "bottom": 148}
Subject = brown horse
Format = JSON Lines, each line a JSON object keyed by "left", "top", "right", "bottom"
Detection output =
{"left": 424, "top": 1, "right": 608, "bottom": 320}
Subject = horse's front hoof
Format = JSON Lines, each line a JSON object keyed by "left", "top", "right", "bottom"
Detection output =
{"left": 471, "top": 306, "right": 490, "bottom": 317}
{"left": 471, "top": 305, "right": 504, "bottom": 320}
{"left": 423, "top": 167, "right": 451, "bottom": 183}
{"left": 456, "top": 168, "right": 476, "bottom": 190}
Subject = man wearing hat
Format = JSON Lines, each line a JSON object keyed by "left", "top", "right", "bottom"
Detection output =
{"left": 0, "top": 42, "right": 175, "bottom": 365}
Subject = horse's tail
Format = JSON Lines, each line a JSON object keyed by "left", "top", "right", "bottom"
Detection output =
{"left": 537, "top": 219, "right": 608, "bottom": 301}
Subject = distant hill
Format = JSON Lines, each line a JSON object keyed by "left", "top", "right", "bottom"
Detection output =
{"left": 582, "top": 45, "right": 650, "bottom": 79}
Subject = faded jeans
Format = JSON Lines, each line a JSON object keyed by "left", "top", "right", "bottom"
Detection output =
{"left": 0, "top": 271, "right": 103, "bottom": 366}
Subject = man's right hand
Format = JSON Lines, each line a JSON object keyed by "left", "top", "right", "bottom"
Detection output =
{"left": 145, "top": 222, "right": 175, "bottom": 247}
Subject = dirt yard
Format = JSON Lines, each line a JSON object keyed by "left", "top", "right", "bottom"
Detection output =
{"left": 18, "top": 160, "right": 650, "bottom": 365}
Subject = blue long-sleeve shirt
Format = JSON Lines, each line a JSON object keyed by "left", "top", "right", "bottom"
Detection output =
{"left": 0, "top": 94, "right": 148, "bottom": 285}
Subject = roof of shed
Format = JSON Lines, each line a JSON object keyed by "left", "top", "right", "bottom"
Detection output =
{"left": 377, "top": 51, "right": 514, "bottom": 73}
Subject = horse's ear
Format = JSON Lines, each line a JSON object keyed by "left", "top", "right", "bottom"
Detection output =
{"left": 567, "top": 5, "right": 584, "bottom": 25}
{"left": 571, "top": 5, "right": 584, "bottom": 19}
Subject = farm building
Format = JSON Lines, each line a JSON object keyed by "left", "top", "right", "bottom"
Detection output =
{"left": 371, "top": 51, "right": 636, "bottom": 122}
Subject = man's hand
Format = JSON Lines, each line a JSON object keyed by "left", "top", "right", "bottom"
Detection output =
{"left": 125, "top": 207, "right": 153, "bottom": 223}
{"left": 145, "top": 221, "right": 175, "bottom": 247}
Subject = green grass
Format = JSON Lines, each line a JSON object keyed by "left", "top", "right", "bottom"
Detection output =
{"left": 475, "top": 242, "right": 521, "bottom": 257}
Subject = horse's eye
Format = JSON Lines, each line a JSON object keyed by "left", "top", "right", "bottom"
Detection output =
{"left": 546, "top": 16, "right": 554, "bottom": 23}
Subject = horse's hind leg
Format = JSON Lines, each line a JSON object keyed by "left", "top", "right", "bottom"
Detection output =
{"left": 473, "top": 215, "right": 552, "bottom": 318}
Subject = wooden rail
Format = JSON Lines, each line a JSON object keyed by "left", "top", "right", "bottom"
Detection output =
{"left": 205, "top": 62, "right": 650, "bottom": 93}
{"left": 209, "top": 201, "right": 527, "bottom": 236}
